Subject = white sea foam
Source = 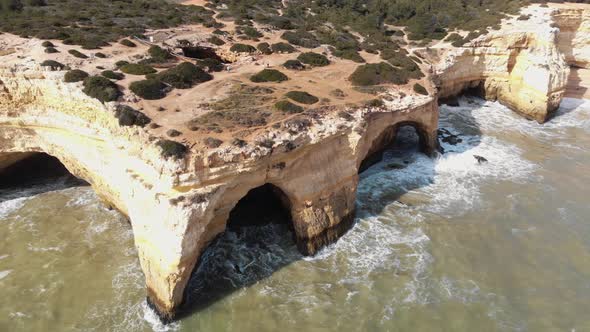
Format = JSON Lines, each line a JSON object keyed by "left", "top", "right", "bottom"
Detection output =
{"left": 0, "top": 269, "right": 12, "bottom": 280}
{"left": 142, "top": 301, "right": 180, "bottom": 332}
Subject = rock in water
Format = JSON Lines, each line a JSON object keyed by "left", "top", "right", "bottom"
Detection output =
{"left": 474, "top": 155, "right": 488, "bottom": 164}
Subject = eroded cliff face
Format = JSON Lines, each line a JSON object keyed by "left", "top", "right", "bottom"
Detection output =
{"left": 0, "top": 3, "right": 586, "bottom": 321}
{"left": 551, "top": 4, "right": 590, "bottom": 68}
{"left": 431, "top": 6, "right": 570, "bottom": 123}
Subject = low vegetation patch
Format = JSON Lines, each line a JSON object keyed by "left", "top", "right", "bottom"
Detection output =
{"left": 41, "top": 41, "right": 54, "bottom": 48}
{"left": 129, "top": 79, "right": 167, "bottom": 100}
{"left": 44, "top": 47, "right": 58, "bottom": 53}
{"left": 271, "top": 42, "right": 296, "bottom": 53}
{"left": 297, "top": 52, "right": 330, "bottom": 67}
{"left": 349, "top": 62, "right": 411, "bottom": 86}
{"left": 196, "top": 58, "right": 224, "bottom": 72}
{"left": 0, "top": 0, "right": 216, "bottom": 49}
{"left": 144, "top": 45, "right": 174, "bottom": 63}
{"left": 156, "top": 62, "right": 212, "bottom": 89}
{"left": 68, "top": 49, "right": 88, "bottom": 59}
{"left": 101, "top": 70, "right": 124, "bottom": 80}
{"left": 156, "top": 140, "right": 188, "bottom": 160}
{"left": 250, "top": 69, "right": 288, "bottom": 83}
{"left": 281, "top": 30, "right": 319, "bottom": 48}
{"left": 115, "top": 105, "right": 151, "bottom": 127}
{"left": 40, "top": 60, "right": 65, "bottom": 70}
{"left": 204, "top": 137, "right": 223, "bottom": 148}
{"left": 120, "top": 63, "right": 157, "bottom": 75}
{"left": 64, "top": 69, "right": 88, "bottom": 83}
{"left": 274, "top": 100, "right": 303, "bottom": 114}
{"left": 207, "top": 35, "right": 225, "bottom": 46}
{"left": 283, "top": 59, "right": 304, "bottom": 70}
{"left": 413, "top": 83, "right": 428, "bottom": 95}
{"left": 230, "top": 43, "right": 256, "bottom": 53}
{"left": 95, "top": 52, "right": 106, "bottom": 58}
{"left": 257, "top": 42, "right": 272, "bottom": 55}
{"left": 82, "top": 76, "right": 120, "bottom": 102}
{"left": 120, "top": 39, "right": 136, "bottom": 47}
{"left": 285, "top": 91, "right": 318, "bottom": 104}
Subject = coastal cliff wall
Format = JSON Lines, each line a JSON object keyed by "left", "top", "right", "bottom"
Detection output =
{"left": 431, "top": 6, "right": 570, "bottom": 122}
{"left": 0, "top": 3, "right": 586, "bottom": 321}
{"left": 551, "top": 5, "right": 590, "bottom": 68}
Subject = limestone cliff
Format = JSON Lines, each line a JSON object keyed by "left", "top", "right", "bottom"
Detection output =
{"left": 431, "top": 5, "right": 570, "bottom": 122}
{"left": 0, "top": 3, "right": 587, "bottom": 321}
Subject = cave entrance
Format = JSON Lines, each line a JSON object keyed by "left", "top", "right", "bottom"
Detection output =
{"left": 181, "top": 46, "right": 225, "bottom": 62}
{"left": 180, "top": 183, "right": 298, "bottom": 315}
{"left": 359, "top": 123, "right": 428, "bottom": 173}
{"left": 227, "top": 183, "right": 293, "bottom": 230}
{"left": 0, "top": 152, "right": 87, "bottom": 191}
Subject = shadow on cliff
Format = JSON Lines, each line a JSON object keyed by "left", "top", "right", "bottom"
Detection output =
{"left": 177, "top": 185, "right": 301, "bottom": 318}
{"left": 0, "top": 152, "right": 88, "bottom": 202}
{"left": 354, "top": 96, "right": 484, "bottom": 219}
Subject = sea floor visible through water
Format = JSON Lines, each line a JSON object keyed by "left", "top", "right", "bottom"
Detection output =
{"left": 1, "top": 97, "right": 590, "bottom": 332}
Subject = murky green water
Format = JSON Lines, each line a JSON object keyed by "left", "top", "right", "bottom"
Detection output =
{"left": 1, "top": 97, "right": 590, "bottom": 332}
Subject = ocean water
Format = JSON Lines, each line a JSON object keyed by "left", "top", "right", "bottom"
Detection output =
{"left": 1, "top": 97, "right": 590, "bottom": 331}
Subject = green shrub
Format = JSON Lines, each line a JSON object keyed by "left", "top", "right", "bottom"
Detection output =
{"left": 281, "top": 30, "right": 319, "bottom": 48}
{"left": 196, "top": 58, "right": 224, "bottom": 72}
{"left": 156, "top": 62, "right": 212, "bottom": 89}
{"left": 268, "top": 16, "right": 294, "bottom": 30}
{"left": 274, "top": 100, "right": 303, "bottom": 113}
{"left": 147, "top": 45, "right": 173, "bottom": 62}
{"left": 230, "top": 43, "right": 256, "bottom": 53}
{"left": 283, "top": 59, "right": 304, "bottom": 70}
{"left": 120, "top": 39, "right": 136, "bottom": 47}
{"left": 208, "top": 35, "right": 225, "bottom": 45}
{"left": 167, "top": 129, "right": 182, "bottom": 137}
{"left": 349, "top": 62, "right": 409, "bottom": 86}
{"left": 44, "top": 47, "right": 58, "bottom": 54}
{"left": 120, "top": 63, "right": 157, "bottom": 75}
{"left": 129, "top": 79, "right": 166, "bottom": 100}
{"left": 331, "top": 48, "right": 365, "bottom": 63}
{"left": 240, "top": 26, "right": 263, "bottom": 38}
{"left": 204, "top": 137, "right": 223, "bottom": 148}
{"left": 82, "top": 76, "right": 120, "bottom": 102}
{"left": 156, "top": 140, "right": 187, "bottom": 160}
{"left": 40, "top": 60, "right": 65, "bottom": 70}
{"left": 41, "top": 41, "right": 54, "bottom": 47}
{"left": 115, "top": 60, "right": 129, "bottom": 68}
{"left": 285, "top": 91, "right": 318, "bottom": 104}
{"left": 95, "top": 52, "right": 106, "bottom": 58}
{"left": 68, "top": 49, "right": 88, "bottom": 59}
{"left": 114, "top": 105, "right": 151, "bottom": 127}
{"left": 271, "top": 42, "right": 296, "bottom": 53}
{"left": 257, "top": 42, "right": 272, "bottom": 54}
{"left": 64, "top": 69, "right": 88, "bottom": 82}
{"left": 101, "top": 70, "right": 124, "bottom": 80}
{"left": 517, "top": 14, "right": 531, "bottom": 21}
{"left": 413, "top": 83, "right": 428, "bottom": 95}
{"left": 250, "top": 69, "right": 288, "bottom": 83}
{"left": 297, "top": 52, "right": 330, "bottom": 67}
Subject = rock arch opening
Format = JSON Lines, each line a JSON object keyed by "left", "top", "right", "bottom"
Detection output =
{"left": 179, "top": 183, "right": 299, "bottom": 315}
{"left": 359, "top": 122, "right": 432, "bottom": 173}
{"left": 0, "top": 152, "right": 86, "bottom": 190}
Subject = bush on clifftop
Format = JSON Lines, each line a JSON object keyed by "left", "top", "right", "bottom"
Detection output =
{"left": 349, "top": 62, "right": 410, "bottom": 86}
{"left": 230, "top": 43, "right": 256, "bottom": 53}
{"left": 64, "top": 69, "right": 88, "bottom": 82}
{"left": 156, "top": 62, "right": 212, "bottom": 89}
{"left": 285, "top": 91, "right": 318, "bottom": 104}
{"left": 250, "top": 69, "right": 288, "bottom": 83}
{"left": 297, "top": 52, "right": 330, "bottom": 67}
{"left": 114, "top": 105, "right": 151, "bottom": 127}
{"left": 156, "top": 140, "right": 187, "bottom": 160}
{"left": 120, "top": 63, "right": 157, "bottom": 75}
{"left": 129, "top": 79, "right": 166, "bottom": 100}
{"left": 82, "top": 76, "right": 120, "bottom": 102}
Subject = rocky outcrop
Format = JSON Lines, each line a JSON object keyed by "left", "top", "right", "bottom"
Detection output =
{"left": 551, "top": 4, "right": 590, "bottom": 68}
{"left": 0, "top": 3, "right": 587, "bottom": 321}
{"left": 430, "top": 6, "right": 570, "bottom": 123}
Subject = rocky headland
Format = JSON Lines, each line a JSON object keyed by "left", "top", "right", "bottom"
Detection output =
{"left": 0, "top": 2, "right": 588, "bottom": 320}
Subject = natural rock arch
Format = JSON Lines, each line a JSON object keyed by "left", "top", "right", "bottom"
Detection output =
{"left": 358, "top": 120, "right": 436, "bottom": 173}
